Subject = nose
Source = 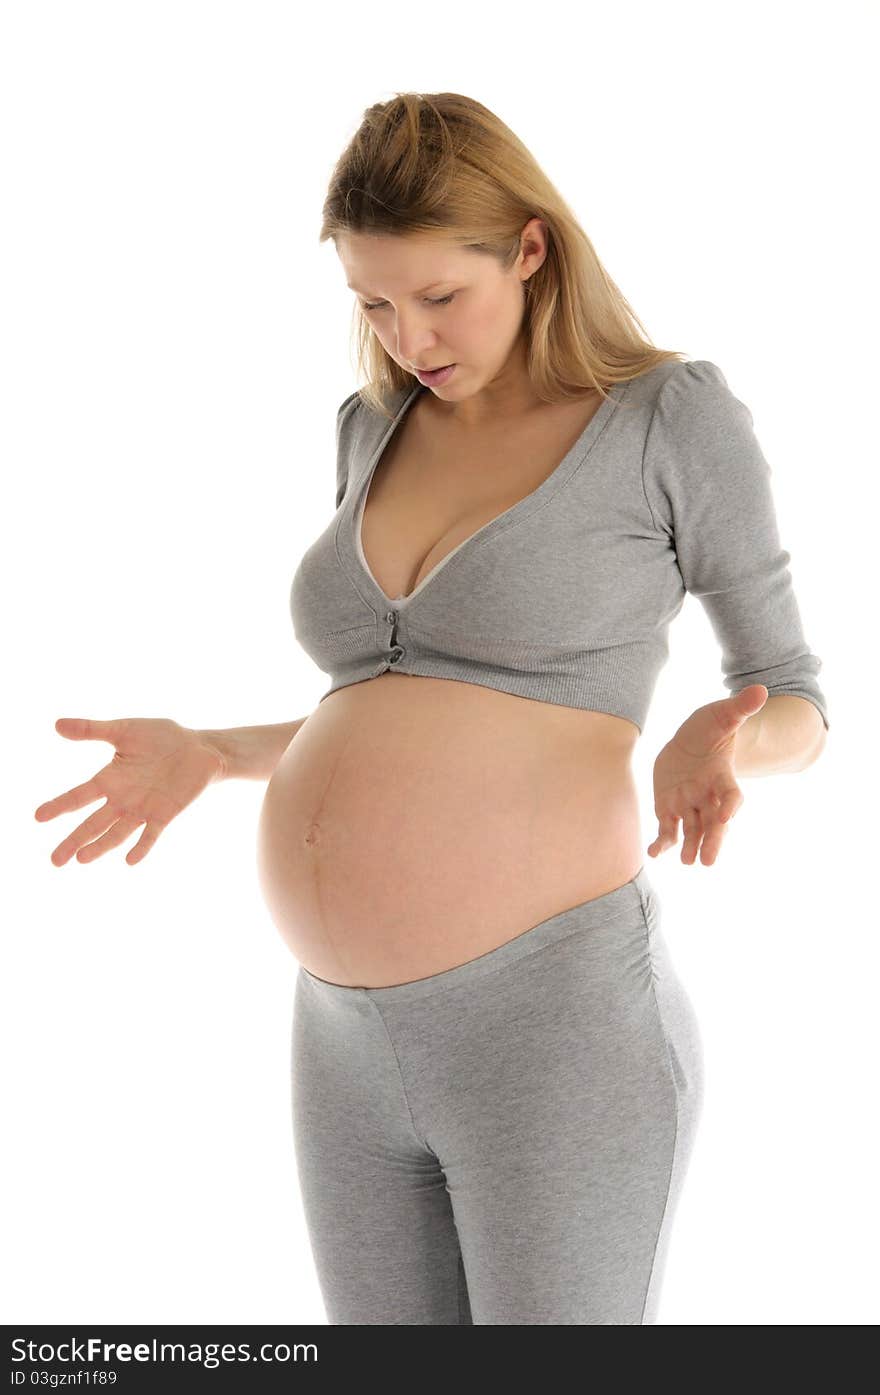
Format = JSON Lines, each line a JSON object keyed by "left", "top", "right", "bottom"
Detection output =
{"left": 399, "top": 338, "right": 444, "bottom": 369}
{"left": 390, "top": 312, "right": 444, "bottom": 368}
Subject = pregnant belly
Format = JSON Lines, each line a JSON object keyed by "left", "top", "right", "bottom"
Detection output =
{"left": 256, "top": 674, "right": 644, "bottom": 988}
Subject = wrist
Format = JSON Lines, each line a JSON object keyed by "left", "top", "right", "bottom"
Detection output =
{"left": 195, "top": 720, "right": 308, "bottom": 781}
{"left": 733, "top": 708, "right": 764, "bottom": 774}
{"left": 195, "top": 729, "right": 232, "bottom": 781}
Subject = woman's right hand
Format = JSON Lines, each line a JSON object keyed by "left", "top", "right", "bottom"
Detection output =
{"left": 34, "top": 717, "right": 227, "bottom": 867}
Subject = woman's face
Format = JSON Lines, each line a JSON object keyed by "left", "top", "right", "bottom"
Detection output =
{"left": 336, "top": 223, "right": 547, "bottom": 407}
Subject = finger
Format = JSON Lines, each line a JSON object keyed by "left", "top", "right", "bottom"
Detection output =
{"left": 648, "top": 812, "right": 680, "bottom": 857}
{"left": 715, "top": 786, "right": 744, "bottom": 823}
{"left": 698, "top": 797, "right": 730, "bottom": 865}
{"left": 125, "top": 822, "right": 163, "bottom": 865}
{"left": 54, "top": 717, "right": 121, "bottom": 744}
{"left": 699, "top": 787, "right": 744, "bottom": 865}
{"left": 76, "top": 813, "right": 145, "bottom": 863}
{"left": 699, "top": 824, "right": 728, "bottom": 865}
{"left": 680, "top": 807, "right": 702, "bottom": 864}
{"left": 648, "top": 814, "right": 676, "bottom": 856}
{"left": 50, "top": 801, "right": 116, "bottom": 866}
{"left": 35, "top": 776, "right": 105, "bottom": 823}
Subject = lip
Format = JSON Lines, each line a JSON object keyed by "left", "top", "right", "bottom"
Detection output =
{"left": 415, "top": 363, "right": 457, "bottom": 385}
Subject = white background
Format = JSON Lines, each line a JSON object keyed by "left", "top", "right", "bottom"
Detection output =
{"left": 3, "top": 0, "right": 877, "bottom": 1326}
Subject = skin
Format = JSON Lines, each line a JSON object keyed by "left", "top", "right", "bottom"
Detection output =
{"left": 35, "top": 225, "right": 825, "bottom": 876}
{"left": 337, "top": 220, "right": 551, "bottom": 428}
{"left": 338, "top": 226, "right": 827, "bottom": 866}
{"left": 34, "top": 717, "right": 225, "bottom": 866}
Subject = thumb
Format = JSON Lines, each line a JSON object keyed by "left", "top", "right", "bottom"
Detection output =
{"left": 55, "top": 717, "right": 121, "bottom": 743}
{"left": 732, "top": 684, "right": 769, "bottom": 721}
{"left": 700, "top": 684, "right": 769, "bottom": 744}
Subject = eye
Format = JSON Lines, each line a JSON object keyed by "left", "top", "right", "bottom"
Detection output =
{"left": 362, "top": 293, "right": 456, "bottom": 312}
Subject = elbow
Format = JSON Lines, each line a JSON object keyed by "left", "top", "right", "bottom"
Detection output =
{"left": 763, "top": 693, "right": 828, "bottom": 771}
{"left": 806, "top": 721, "right": 828, "bottom": 769}
{"left": 798, "top": 705, "right": 828, "bottom": 771}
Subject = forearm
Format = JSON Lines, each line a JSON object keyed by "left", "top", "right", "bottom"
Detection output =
{"left": 733, "top": 695, "right": 827, "bottom": 777}
{"left": 197, "top": 718, "right": 310, "bottom": 781}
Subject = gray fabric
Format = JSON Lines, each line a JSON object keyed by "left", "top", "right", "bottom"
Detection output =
{"left": 290, "top": 866, "right": 704, "bottom": 1325}
{"left": 289, "top": 358, "right": 829, "bottom": 733}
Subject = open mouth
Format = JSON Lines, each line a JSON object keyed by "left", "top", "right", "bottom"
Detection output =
{"left": 415, "top": 363, "right": 456, "bottom": 382}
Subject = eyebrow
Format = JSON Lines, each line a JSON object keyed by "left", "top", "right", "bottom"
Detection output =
{"left": 346, "top": 280, "right": 452, "bottom": 298}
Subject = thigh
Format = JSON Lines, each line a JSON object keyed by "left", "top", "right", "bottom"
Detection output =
{"left": 290, "top": 968, "right": 472, "bottom": 1325}
{"left": 383, "top": 887, "right": 704, "bottom": 1324}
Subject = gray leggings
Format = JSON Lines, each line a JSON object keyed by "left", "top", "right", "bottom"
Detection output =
{"left": 290, "top": 866, "right": 704, "bottom": 1324}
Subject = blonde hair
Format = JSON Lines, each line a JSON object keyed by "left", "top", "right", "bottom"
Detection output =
{"left": 319, "top": 91, "right": 688, "bottom": 421}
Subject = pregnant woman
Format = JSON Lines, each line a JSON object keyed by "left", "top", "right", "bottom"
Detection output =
{"left": 36, "top": 92, "right": 829, "bottom": 1324}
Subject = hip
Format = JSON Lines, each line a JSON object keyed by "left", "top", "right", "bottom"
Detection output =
{"left": 293, "top": 866, "right": 706, "bottom": 1149}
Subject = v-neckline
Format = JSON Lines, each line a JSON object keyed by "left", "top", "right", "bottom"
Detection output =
{"left": 350, "top": 379, "right": 623, "bottom": 610}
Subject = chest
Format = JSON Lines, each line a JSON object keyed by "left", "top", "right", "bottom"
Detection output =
{"left": 359, "top": 391, "right": 606, "bottom": 602}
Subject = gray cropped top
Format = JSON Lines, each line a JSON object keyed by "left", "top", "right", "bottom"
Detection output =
{"left": 290, "top": 358, "right": 829, "bottom": 734}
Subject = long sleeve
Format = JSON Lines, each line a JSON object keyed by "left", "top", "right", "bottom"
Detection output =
{"left": 641, "top": 360, "right": 829, "bottom": 731}
{"left": 334, "top": 389, "right": 361, "bottom": 510}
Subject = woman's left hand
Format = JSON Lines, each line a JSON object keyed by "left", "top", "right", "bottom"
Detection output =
{"left": 647, "top": 684, "right": 769, "bottom": 866}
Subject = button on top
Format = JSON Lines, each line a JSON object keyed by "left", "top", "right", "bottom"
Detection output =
{"left": 385, "top": 610, "right": 398, "bottom": 625}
